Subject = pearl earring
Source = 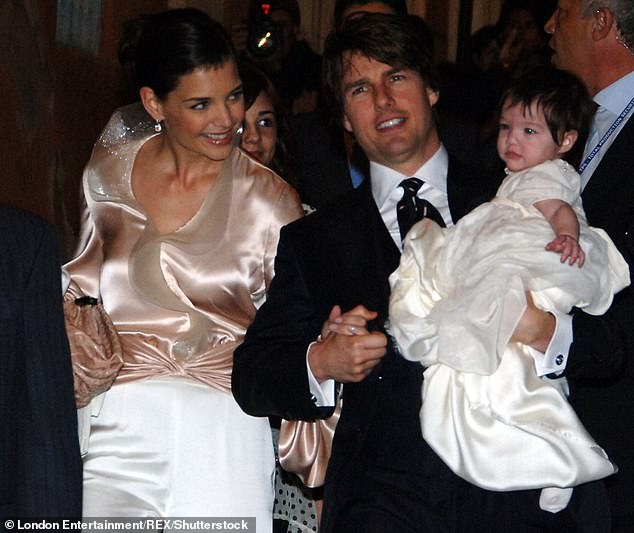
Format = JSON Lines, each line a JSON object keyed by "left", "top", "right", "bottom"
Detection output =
{"left": 154, "top": 120, "right": 163, "bottom": 133}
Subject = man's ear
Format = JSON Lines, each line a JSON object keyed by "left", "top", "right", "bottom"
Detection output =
{"left": 139, "top": 86, "right": 164, "bottom": 122}
{"left": 343, "top": 112, "right": 353, "bottom": 134}
{"left": 591, "top": 7, "right": 615, "bottom": 42}
{"left": 558, "top": 130, "right": 579, "bottom": 155}
{"left": 426, "top": 87, "right": 439, "bottom": 107}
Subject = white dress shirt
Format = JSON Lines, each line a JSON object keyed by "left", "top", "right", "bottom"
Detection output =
{"left": 580, "top": 70, "right": 634, "bottom": 189}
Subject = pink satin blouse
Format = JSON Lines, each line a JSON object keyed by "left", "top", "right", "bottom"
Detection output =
{"left": 65, "top": 104, "right": 303, "bottom": 392}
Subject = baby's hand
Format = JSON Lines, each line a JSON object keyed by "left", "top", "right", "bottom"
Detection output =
{"left": 545, "top": 234, "right": 585, "bottom": 267}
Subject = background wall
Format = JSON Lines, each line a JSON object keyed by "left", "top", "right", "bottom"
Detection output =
{"left": 0, "top": 0, "right": 505, "bottom": 260}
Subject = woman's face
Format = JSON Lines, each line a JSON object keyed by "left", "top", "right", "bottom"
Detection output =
{"left": 241, "top": 90, "right": 278, "bottom": 165}
{"left": 157, "top": 61, "right": 245, "bottom": 163}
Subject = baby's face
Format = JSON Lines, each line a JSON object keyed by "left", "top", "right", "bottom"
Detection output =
{"left": 497, "top": 100, "right": 563, "bottom": 172}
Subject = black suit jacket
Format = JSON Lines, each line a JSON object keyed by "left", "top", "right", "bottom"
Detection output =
{"left": 291, "top": 109, "right": 356, "bottom": 210}
{"left": 566, "top": 117, "right": 634, "bottom": 531}
{"left": 233, "top": 155, "right": 604, "bottom": 531}
{"left": 0, "top": 207, "right": 82, "bottom": 519}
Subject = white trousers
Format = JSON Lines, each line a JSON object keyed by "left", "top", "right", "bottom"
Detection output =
{"left": 83, "top": 377, "right": 274, "bottom": 533}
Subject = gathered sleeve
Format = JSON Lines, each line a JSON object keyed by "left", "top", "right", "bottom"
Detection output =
{"left": 64, "top": 198, "right": 104, "bottom": 302}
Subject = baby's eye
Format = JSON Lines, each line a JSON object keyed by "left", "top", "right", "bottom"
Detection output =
{"left": 524, "top": 128, "right": 536, "bottom": 135}
{"left": 499, "top": 123, "right": 509, "bottom": 131}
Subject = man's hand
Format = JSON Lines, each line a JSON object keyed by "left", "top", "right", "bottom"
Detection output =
{"left": 511, "top": 292, "right": 555, "bottom": 353}
{"left": 309, "top": 305, "right": 387, "bottom": 383}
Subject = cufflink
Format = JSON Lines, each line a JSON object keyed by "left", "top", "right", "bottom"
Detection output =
{"left": 555, "top": 354, "right": 565, "bottom": 366}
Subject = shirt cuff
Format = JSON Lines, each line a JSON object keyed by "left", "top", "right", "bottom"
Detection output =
{"left": 306, "top": 341, "right": 336, "bottom": 406}
{"left": 530, "top": 310, "right": 573, "bottom": 376}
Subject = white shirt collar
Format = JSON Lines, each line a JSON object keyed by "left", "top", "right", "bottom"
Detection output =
{"left": 594, "top": 70, "right": 634, "bottom": 115}
{"left": 370, "top": 145, "right": 448, "bottom": 209}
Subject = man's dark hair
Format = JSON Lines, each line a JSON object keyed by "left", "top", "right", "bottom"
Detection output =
{"left": 333, "top": 0, "right": 408, "bottom": 29}
{"left": 499, "top": 65, "right": 595, "bottom": 145}
{"left": 322, "top": 13, "right": 438, "bottom": 122}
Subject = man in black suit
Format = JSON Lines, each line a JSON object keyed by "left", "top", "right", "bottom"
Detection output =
{"left": 233, "top": 14, "right": 602, "bottom": 532}
{"left": 0, "top": 206, "right": 82, "bottom": 519}
{"left": 545, "top": 2, "right": 634, "bottom": 531}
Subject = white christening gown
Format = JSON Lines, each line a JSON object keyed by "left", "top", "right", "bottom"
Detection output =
{"left": 389, "top": 159, "right": 629, "bottom": 510}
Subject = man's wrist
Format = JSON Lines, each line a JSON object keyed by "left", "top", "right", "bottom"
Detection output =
{"left": 307, "top": 336, "right": 328, "bottom": 383}
{"left": 306, "top": 339, "right": 336, "bottom": 406}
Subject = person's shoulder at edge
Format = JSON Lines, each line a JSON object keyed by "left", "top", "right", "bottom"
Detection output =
{"left": 0, "top": 204, "right": 52, "bottom": 235}
{"left": 234, "top": 148, "right": 303, "bottom": 212}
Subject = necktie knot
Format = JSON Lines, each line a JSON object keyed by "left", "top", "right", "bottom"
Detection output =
{"left": 399, "top": 177, "right": 424, "bottom": 199}
{"left": 396, "top": 177, "right": 445, "bottom": 241}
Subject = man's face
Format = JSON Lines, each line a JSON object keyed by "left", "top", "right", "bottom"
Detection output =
{"left": 340, "top": 52, "right": 440, "bottom": 176}
{"left": 544, "top": 0, "right": 595, "bottom": 88}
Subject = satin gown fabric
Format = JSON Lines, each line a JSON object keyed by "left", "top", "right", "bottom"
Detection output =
{"left": 64, "top": 104, "right": 303, "bottom": 526}
{"left": 389, "top": 159, "right": 629, "bottom": 496}
{"left": 82, "top": 377, "right": 275, "bottom": 518}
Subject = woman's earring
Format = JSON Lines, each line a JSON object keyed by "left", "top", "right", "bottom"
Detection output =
{"left": 236, "top": 123, "right": 244, "bottom": 135}
{"left": 154, "top": 120, "right": 163, "bottom": 133}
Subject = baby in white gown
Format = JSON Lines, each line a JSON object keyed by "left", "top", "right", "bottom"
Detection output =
{"left": 389, "top": 67, "right": 630, "bottom": 512}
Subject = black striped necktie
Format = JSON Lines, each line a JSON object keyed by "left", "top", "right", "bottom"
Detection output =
{"left": 397, "top": 177, "right": 446, "bottom": 241}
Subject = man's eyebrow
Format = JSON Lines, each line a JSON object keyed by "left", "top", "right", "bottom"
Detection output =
{"left": 385, "top": 66, "right": 404, "bottom": 76}
{"left": 342, "top": 77, "right": 368, "bottom": 93}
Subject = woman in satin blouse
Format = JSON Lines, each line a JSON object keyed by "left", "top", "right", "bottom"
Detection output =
{"left": 64, "top": 8, "right": 303, "bottom": 528}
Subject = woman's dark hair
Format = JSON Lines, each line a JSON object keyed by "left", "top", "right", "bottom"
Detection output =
{"left": 238, "top": 58, "right": 297, "bottom": 181}
{"left": 499, "top": 65, "right": 596, "bottom": 145}
{"left": 118, "top": 8, "right": 236, "bottom": 99}
{"left": 323, "top": 12, "right": 438, "bottom": 122}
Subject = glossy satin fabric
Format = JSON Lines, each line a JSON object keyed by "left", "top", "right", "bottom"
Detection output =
{"left": 65, "top": 103, "right": 303, "bottom": 391}
{"left": 389, "top": 159, "right": 628, "bottom": 495}
{"left": 278, "top": 395, "right": 342, "bottom": 487}
{"left": 64, "top": 103, "right": 302, "bottom": 522}
{"left": 82, "top": 377, "right": 275, "bottom": 526}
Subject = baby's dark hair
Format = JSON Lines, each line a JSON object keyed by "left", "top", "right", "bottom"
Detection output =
{"left": 499, "top": 65, "right": 596, "bottom": 145}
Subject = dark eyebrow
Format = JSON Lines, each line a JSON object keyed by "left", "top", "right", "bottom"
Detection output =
{"left": 181, "top": 82, "right": 243, "bottom": 104}
{"left": 183, "top": 97, "right": 209, "bottom": 104}
{"left": 342, "top": 77, "right": 368, "bottom": 93}
{"left": 385, "top": 66, "right": 404, "bottom": 77}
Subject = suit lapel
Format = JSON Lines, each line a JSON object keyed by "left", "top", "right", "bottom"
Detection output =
{"left": 582, "top": 118, "right": 634, "bottom": 212}
{"left": 328, "top": 180, "right": 399, "bottom": 323}
{"left": 446, "top": 155, "right": 501, "bottom": 223}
